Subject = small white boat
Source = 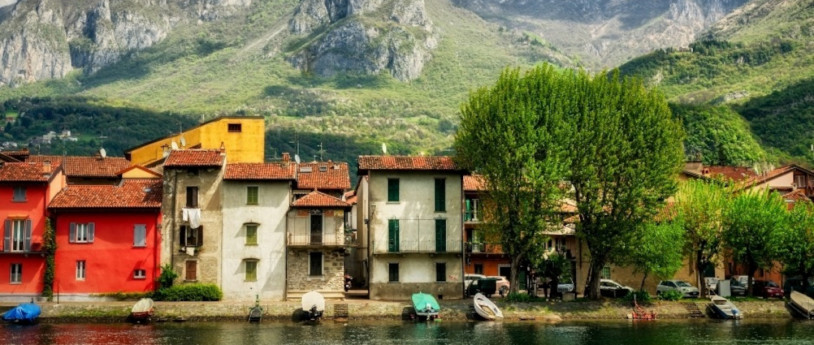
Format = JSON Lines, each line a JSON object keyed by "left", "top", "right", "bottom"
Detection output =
{"left": 473, "top": 293, "right": 503, "bottom": 320}
{"left": 789, "top": 291, "right": 814, "bottom": 319}
{"left": 707, "top": 295, "right": 741, "bottom": 319}
{"left": 130, "top": 298, "right": 154, "bottom": 323}
{"left": 301, "top": 291, "right": 325, "bottom": 321}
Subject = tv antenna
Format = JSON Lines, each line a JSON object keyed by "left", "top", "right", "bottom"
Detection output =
{"left": 294, "top": 154, "right": 301, "bottom": 165}
{"left": 381, "top": 143, "right": 387, "bottom": 155}
{"left": 317, "top": 142, "right": 326, "bottom": 161}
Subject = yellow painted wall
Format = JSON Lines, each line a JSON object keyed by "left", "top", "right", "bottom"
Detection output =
{"left": 127, "top": 117, "right": 265, "bottom": 166}
{"left": 121, "top": 167, "right": 161, "bottom": 179}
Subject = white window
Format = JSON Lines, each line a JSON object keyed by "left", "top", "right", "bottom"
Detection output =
{"left": 76, "top": 260, "right": 86, "bottom": 280}
{"left": 133, "top": 224, "right": 147, "bottom": 247}
{"left": 133, "top": 269, "right": 146, "bottom": 279}
{"left": 10, "top": 219, "right": 25, "bottom": 252}
{"left": 69, "top": 223, "right": 95, "bottom": 243}
{"left": 10, "top": 263, "right": 22, "bottom": 284}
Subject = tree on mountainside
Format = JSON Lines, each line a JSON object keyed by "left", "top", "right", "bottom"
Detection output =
{"left": 455, "top": 66, "right": 571, "bottom": 294}
{"left": 565, "top": 70, "right": 684, "bottom": 299}
{"left": 723, "top": 189, "right": 788, "bottom": 297}
{"left": 778, "top": 203, "right": 814, "bottom": 293}
{"left": 674, "top": 179, "right": 731, "bottom": 297}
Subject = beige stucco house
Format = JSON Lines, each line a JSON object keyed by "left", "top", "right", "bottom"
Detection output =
{"left": 357, "top": 156, "right": 466, "bottom": 300}
{"left": 221, "top": 161, "right": 296, "bottom": 301}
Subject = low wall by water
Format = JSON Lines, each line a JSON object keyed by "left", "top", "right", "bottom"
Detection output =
{"left": 4, "top": 299, "right": 792, "bottom": 323}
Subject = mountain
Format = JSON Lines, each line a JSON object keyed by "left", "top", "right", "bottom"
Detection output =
{"left": 453, "top": 0, "right": 749, "bottom": 69}
{"left": 619, "top": 0, "right": 814, "bottom": 166}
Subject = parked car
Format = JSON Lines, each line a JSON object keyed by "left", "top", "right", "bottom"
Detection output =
{"left": 729, "top": 278, "right": 748, "bottom": 296}
{"left": 465, "top": 277, "right": 497, "bottom": 297}
{"left": 465, "top": 274, "right": 486, "bottom": 289}
{"left": 783, "top": 276, "right": 814, "bottom": 299}
{"left": 753, "top": 280, "right": 783, "bottom": 299}
{"left": 657, "top": 280, "right": 700, "bottom": 298}
{"left": 599, "top": 279, "right": 634, "bottom": 298}
{"left": 488, "top": 276, "right": 510, "bottom": 296}
{"left": 557, "top": 278, "right": 575, "bottom": 294}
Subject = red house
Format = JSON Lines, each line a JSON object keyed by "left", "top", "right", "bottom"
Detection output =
{"left": 49, "top": 179, "right": 162, "bottom": 298}
{"left": 0, "top": 160, "right": 65, "bottom": 301}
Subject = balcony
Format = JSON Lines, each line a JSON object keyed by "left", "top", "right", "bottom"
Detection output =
{"left": 287, "top": 232, "right": 346, "bottom": 248}
{"left": 373, "top": 239, "right": 462, "bottom": 254}
{"left": 467, "top": 242, "right": 503, "bottom": 255}
{"left": 464, "top": 199, "right": 482, "bottom": 223}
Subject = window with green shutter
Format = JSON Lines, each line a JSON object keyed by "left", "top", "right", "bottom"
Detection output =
{"left": 435, "top": 219, "right": 446, "bottom": 252}
{"left": 434, "top": 178, "right": 445, "bottom": 212}
{"left": 387, "top": 179, "right": 399, "bottom": 202}
{"left": 388, "top": 263, "right": 399, "bottom": 282}
{"left": 245, "top": 260, "right": 257, "bottom": 281}
{"left": 388, "top": 219, "right": 400, "bottom": 252}
{"left": 245, "top": 224, "right": 258, "bottom": 246}
{"left": 247, "top": 186, "right": 259, "bottom": 205}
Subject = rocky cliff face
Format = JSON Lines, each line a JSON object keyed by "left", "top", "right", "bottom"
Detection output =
{"left": 453, "top": 0, "right": 749, "bottom": 69}
{"left": 0, "top": 0, "right": 251, "bottom": 86}
{"left": 287, "top": 0, "right": 436, "bottom": 81}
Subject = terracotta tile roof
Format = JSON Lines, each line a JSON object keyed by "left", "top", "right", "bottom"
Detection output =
{"left": 344, "top": 190, "right": 357, "bottom": 205}
{"left": 49, "top": 179, "right": 162, "bottom": 209}
{"left": 703, "top": 166, "right": 757, "bottom": 182}
{"left": 224, "top": 163, "right": 297, "bottom": 180}
{"left": 0, "top": 161, "right": 57, "bottom": 182}
{"left": 0, "top": 149, "right": 30, "bottom": 161}
{"left": 115, "top": 165, "right": 162, "bottom": 178}
{"left": 164, "top": 150, "right": 224, "bottom": 168}
{"left": 291, "top": 191, "right": 350, "bottom": 208}
{"left": 464, "top": 175, "right": 487, "bottom": 192}
{"left": 739, "top": 165, "right": 813, "bottom": 190}
{"left": 782, "top": 189, "right": 811, "bottom": 203}
{"left": 358, "top": 156, "right": 461, "bottom": 173}
{"left": 29, "top": 155, "right": 129, "bottom": 178}
{"left": 296, "top": 162, "right": 351, "bottom": 191}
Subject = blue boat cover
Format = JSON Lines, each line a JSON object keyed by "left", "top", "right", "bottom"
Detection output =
{"left": 2, "top": 303, "right": 41, "bottom": 322}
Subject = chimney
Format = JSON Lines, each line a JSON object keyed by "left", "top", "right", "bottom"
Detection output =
{"left": 282, "top": 152, "right": 290, "bottom": 162}
{"left": 43, "top": 160, "right": 51, "bottom": 173}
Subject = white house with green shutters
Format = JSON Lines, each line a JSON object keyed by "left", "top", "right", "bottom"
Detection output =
{"left": 356, "top": 156, "right": 465, "bottom": 300}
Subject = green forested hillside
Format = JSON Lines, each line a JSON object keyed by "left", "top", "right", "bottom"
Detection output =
{"left": 619, "top": 0, "right": 814, "bottom": 167}
{"left": 0, "top": 0, "right": 570, "bottom": 161}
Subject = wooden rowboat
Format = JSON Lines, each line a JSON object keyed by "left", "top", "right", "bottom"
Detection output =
{"left": 301, "top": 291, "right": 325, "bottom": 322}
{"left": 473, "top": 293, "right": 503, "bottom": 320}
{"left": 789, "top": 291, "right": 814, "bottom": 319}
{"left": 130, "top": 298, "right": 154, "bottom": 323}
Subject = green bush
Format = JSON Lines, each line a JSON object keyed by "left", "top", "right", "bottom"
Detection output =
{"left": 658, "top": 290, "right": 684, "bottom": 301}
{"left": 153, "top": 284, "right": 223, "bottom": 301}
{"left": 623, "top": 290, "right": 653, "bottom": 304}
{"left": 157, "top": 264, "right": 178, "bottom": 289}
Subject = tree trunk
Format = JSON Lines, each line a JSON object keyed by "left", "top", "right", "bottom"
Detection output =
{"left": 509, "top": 255, "right": 522, "bottom": 294}
{"left": 695, "top": 251, "right": 707, "bottom": 297}
{"left": 640, "top": 271, "right": 649, "bottom": 291}
{"left": 587, "top": 258, "right": 605, "bottom": 299}
{"left": 747, "top": 260, "right": 757, "bottom": 297}
{"left": 550, "top": 277, "right": 560, "bottom": 299}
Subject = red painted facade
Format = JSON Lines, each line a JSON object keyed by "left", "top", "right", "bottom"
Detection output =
{"left": 0, "top": 171, "right": 63, "bottom": 297}
{"left": 53, "top": 212, "right": 161, "bottom": 294}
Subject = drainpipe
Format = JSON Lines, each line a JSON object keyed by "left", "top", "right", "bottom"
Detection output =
{"left": 169, "top": 170, "right": 178, "bottom": 282}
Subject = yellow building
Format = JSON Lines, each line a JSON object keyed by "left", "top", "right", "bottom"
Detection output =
{"left": 125, "top": 116, "right": 265, "bottom": 166}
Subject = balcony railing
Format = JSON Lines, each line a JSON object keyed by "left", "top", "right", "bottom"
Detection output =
{"left": 467, "top": 242, "right": 503, "bottom": 254}
{"left": 373, "top": 239, "right": 462, "bottom": 254}
{"left": 287, "top": 232, "right": 345, "bottom": 247}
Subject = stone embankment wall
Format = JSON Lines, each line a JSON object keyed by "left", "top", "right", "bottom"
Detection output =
{"left": 7, "top": 299, "right": 792, "bottom": 323}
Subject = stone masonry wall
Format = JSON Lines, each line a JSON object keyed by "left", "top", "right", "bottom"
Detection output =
{"left": 287, "top": 248, "right": 344, "bottom": 292}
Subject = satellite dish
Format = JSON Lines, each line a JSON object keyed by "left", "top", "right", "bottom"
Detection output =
{"left": 382, "top": 143, "right": 387, "bottom": 155}
{"left": 99, "top": 148, "right": 106, "bottom": 158}
{"left": 171, "top": 141, "right": 179, "bottom": 150}
{"left": 180, "top": 136, "right": 187, "bottom": 148}
{"left": 294, "top": 154, "right": 301, "bottom": 164}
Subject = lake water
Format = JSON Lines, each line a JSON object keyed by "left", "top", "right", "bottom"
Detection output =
{"left": 2, "top": 320, "right": 814, "bottom": 345}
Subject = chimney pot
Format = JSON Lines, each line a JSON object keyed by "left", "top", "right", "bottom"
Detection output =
{"left": 282, "top": 152, "right": 291, "bottom": 162}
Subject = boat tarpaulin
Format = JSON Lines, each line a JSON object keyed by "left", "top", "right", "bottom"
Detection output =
{"left": 2, "top": 303, "right": 41, "bottom": 322}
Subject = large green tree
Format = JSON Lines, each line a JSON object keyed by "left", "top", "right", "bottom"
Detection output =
{"left": 625, "top": 220, "right": 685, "bottom": 291}
{"left": 675, "top": 179, "right": 731, "bottom": 297}
{"left": 778, "top": 203, "right": 814, "bottom": 291}
{"left": 565, "top": 71, "right": 684, "bottom": 299}
{"left": 455, "top": 66, "right": 571, "bottom": 293}
{"left": 723, "top": 189, "right": 788, "bottom": 296}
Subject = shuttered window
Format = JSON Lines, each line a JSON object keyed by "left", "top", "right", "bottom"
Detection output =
{"left": 435, "top": 219, "right": 446, "bottom": 252}
{"left": 434, "top": 178, "right": 445, "bottom": 212}
{"left": 247, "top": 186, "right": 259, "bottom": 205}
{"left": 180, "top": 226, "right": 203, "bottom": 247}
{"left": 4, "top": 219, "right": 31, "bottom": 252}
{"left": 388, "top": 219, "right": 399, "bottom": 253}
{"left": 68, "top": 223, "right": 95, "bottom": 244}
{"left": 133, "top": 224, "right": 147, "bottom": 247}
{"left": 186, "top": 186, "right": 199, "bottom": 208}
{"left": 10, "top": 263, "right": 22, "bottom": 284}
{"left": 245, "top": 260, "right": 258, "bottom": 281}
{"left": 76, "top": 260, "right": 86, "bottom": 280}
{"left": 185, "top": 261, "right": 197, "bottom": 281}
{"left": 436, "top": 263, "right": 446, "bottom": 282}
{"left": 388, "top": 263, "right": 399, "bottom": 283}
{"left": 245, "top": 224, "right": 258, "bottom": 245}
{"left": 12, "top": 186, "right": 26, "bottom": 202}
{"left": 387, "top": 179, "right": 399, "bottom": 202}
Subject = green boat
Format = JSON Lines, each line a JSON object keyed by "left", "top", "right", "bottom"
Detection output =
{"left": 411, "top": 292, "right": 440, "bottom": 319}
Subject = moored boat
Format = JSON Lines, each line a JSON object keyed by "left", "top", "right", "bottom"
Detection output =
{"left": 301, "top": 291, "right": 325, "bottom": 322}
{"left": 2, "top": 302, "right": 41, "bottom": 324}
{"left": 707, "top": 295, "right": 742, "bottom": 319}
{"left": 130, "top": 298, "right": 155, "bottom": 323}
{"left": 411, "top": 292, "right": 440, "bottom": 320}
{"left": 789, "top": 291, "right": 814, "bottom": 319}
{"left": 473, "top": 293, "right": 503, "bottom": 320}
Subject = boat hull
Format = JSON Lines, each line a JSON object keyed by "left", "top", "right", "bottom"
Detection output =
{"left": 789, "top": 291, "right": 814, "bottom": 319}
{"left": 707, "top": 296, "right": 742, "bottom": 320}
{"left": 2, "top": 303, "right": 41, "bottom": 324}
{"left": 301, "top": 291, "right": 326, "bottom": 321}
{"left": 473, "top": 293, "right": 503, "bottom": 320}
{"left": 411, "top": 292, "right": 441, "bottom": 320}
